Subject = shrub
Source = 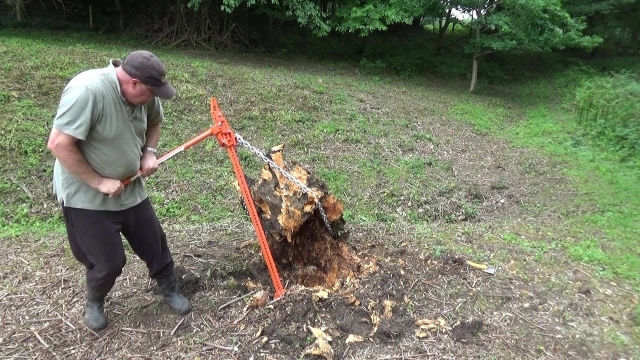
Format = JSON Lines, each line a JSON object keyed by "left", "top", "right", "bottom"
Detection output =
{"left": 574, "top": 70, "right": 640, "bottom": 160}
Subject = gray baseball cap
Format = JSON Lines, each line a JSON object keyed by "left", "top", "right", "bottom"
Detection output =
{"left": 122, "top": 50, "right": 176, "bottom": 99}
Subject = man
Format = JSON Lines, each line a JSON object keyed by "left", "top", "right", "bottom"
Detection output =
{"left": 47, "top": 50, "right": 191, "bottom": 332}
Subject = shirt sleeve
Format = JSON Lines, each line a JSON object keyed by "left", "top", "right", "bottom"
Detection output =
{"left": 52, "top": 85, "right": 99, "bottom": 141}
{"left": 146, "top": 97, "right": 164, "bottom": 126}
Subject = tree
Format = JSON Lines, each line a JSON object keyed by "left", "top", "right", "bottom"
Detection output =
{"left": 189, "top": 0, "right": 331, "bottom": 36}
{"left": 8, "top": 0, "right": 27, "bottom": 22}
{"left": 435, "top": 0, "right": 469, "bottom": 53}
{"left": 462, "top": 0, "right": 602, "bottom": 92}
{"left": 332, "top": 0, "right": 440, "bottom": 35}
{"left": 563, "top": 0, "right": 639, "bottom": 55}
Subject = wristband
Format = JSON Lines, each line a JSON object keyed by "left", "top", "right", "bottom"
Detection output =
{"left": 142, "top": 146, "right": 158, "bottom": 155}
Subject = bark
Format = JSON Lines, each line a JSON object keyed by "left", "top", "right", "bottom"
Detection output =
{"left": 470, "top": 54, "right": 478, "bottom": 92}
{"left": 469, "top": 10, "right": 482, "bottom": 93}
{"left": 114, "top": 0, "right": 124, "bottom": 32}
{"left": 436, "top": 7, "right": 453, "bottom": 53}
{"left": 15, "top": 0, "right": 25, "bottom": 22}
{"left": 241, "top": 144, "right": 362, "bottom": 287}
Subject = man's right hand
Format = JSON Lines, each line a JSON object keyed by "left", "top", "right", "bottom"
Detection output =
{"left": 48, "top": 129, "right": 127, "bottom": 197}
{"left": 47, "top": 128, "right": 124, "bottom": 197}
{"left": 96, "top": 177, "right": 125, "bottom": 197}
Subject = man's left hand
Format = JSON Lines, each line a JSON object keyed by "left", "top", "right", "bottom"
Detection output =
{"left": 140, "top": 152, "right": 159, "bottom": 177}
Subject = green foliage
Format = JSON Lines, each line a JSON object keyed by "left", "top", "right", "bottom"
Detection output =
{"left": 214, "top": 0, "right": 331, "bottom": 36}
{"left": 333, "top": 0, "right": 438, "bottom": 35}
{"left": 573, "top": 70, "right": 640, "bottom": 159}
{"left": 359, "top": 33, "right": 439, "bottom": 75}
{"left": 469, "top": 0, "right": 602, "bottom": 55}
{"left": 564, "top": 0, "right": 639, "bottom": 55}
{"left": 564, "top": 0, "right": 636, "bottom": 15}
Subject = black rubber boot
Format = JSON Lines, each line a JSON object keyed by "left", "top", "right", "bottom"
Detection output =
{"left": 83, "top": 283, "right": 111, "bottom": 331}
{"left": 157, "top": 274, "right": 191, "bottom": 315}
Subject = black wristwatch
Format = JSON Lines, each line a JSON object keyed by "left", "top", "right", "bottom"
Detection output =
{"left": 142, "top": 146, "right": 158, "bottom": 155}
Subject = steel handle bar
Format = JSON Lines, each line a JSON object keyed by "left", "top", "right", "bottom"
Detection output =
{"left": 121, "top": 127, "right": 216, "bottom": 186}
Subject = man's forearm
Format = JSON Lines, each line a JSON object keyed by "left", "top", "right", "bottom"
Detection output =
{"left": 145, "top": 122, "right": 161, "bottom": 148}
{"left": 52, "top": 144, "right": 103, "bottom": 189}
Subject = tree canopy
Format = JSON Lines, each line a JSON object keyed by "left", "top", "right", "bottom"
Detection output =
{"left": 463, "top": 0, "right": 603, "bottom": 91}
{"left": 1, "top": 0, "right": 636, "bottom": 90}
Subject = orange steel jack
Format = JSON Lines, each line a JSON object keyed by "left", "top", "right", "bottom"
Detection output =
{"left": 209, "top": 98, "right": 285, "bottom": 299}
{"left": 121, "top": 98, "right": 285, "bottom": 299}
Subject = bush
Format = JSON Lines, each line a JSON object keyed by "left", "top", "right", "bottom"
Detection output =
{"left": 574, "top": 70, "right": 640, "bottom": 160}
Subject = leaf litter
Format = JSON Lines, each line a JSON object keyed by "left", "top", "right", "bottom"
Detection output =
{"left": 1, "top": 220, "right": 638, "bottom": 359}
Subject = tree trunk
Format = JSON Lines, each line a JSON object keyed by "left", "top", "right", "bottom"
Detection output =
{"left": 15, "top": 0, "right": 24, "bottom": 22}
{"left": 469, "top": 54, "right": 478, "bottom": 92}
{"left": 114, "top": 0, "right": 124, "bottom": 32}
{"left": 469, "top": 10, "right": 482, "bottom": 93}
{"left": 241, "top": 144, "right": 363, "bottom": 288}
{"left": 436, "top": 8, "right": 453, "bottom": 53}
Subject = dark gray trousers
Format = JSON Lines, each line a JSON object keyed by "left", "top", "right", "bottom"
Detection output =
{"left": 61, "top": 198, "right": 174, "bottom": 290}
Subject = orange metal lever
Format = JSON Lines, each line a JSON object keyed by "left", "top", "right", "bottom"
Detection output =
{"left": 122, "top": 98, "right": 241, "bottom": 186}
{"left": 209, "top": 98, "right": 285, "bottom": 299}
{"left": 121, "top": 127, "right": 216, "bottom": 186}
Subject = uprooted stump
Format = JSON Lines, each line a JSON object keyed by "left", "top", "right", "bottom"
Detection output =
{"left": 240, "top": 144, "right": 362, "bottom": 288}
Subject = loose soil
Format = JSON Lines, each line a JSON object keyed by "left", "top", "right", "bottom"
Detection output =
{"left": 1, "top": 219, "right": 638, "bottom": 359}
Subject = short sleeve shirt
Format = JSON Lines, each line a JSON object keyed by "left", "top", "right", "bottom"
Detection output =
{"left": 52, "top": 60, "right": 164, "bottom": 210}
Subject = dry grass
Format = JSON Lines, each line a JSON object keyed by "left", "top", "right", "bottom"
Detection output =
{"left": 1, "top": 221, "right": 638, "bottom": 359}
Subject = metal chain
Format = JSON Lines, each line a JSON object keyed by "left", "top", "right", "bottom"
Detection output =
{"left": 235, "top": 134, "right": 333, "bottom": 234}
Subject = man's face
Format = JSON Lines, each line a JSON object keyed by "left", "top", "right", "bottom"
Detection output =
{"left": 125, "top": 79, "right": 155, "bottom": 106}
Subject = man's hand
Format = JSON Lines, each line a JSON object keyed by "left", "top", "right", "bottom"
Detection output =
{"left": 96, "top": 177, "right": 125, "bottom": 197}
{"left": 48, "top": 129, "right": 125, "bottom": 196}
{"left": 140, "top": 152, "right": 159, "bottom": 178}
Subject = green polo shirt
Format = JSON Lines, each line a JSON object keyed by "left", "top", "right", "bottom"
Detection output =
{"left": 52, "top": 60, "right": 164, "bottom": 211}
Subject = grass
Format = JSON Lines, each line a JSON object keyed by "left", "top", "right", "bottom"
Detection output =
{"left": 451, "top": 78, "right": 640, "bottom": 282}
{"left": 574, "top": 70, "right": 640, "bottom": 159}
{"left": 511, "top": 108, "right": 640, "bottom": 280}
{"left": 1, "top": 27, "right": 638, "bottom": 291}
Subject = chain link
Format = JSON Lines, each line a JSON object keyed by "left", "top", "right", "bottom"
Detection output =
{"left": 235, "top": 134, "right": 333, "bottom": 234}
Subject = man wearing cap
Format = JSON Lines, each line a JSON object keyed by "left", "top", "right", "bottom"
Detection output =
{"left": 47, "top": 50, "right": 190, "bottom": 332}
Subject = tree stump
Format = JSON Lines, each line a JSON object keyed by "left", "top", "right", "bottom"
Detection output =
{"left": 241, "top": 144, "right": 361, "bottom": 287}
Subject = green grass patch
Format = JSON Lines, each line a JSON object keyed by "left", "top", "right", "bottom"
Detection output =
{"left": 574, "top": 70, "right": 640, "bottom": 160}
{"left": 448, "top": 76, "right": 640, "bottom": 282}
{"left": 509, "top": 107, "right": 639, "bottom": 280}
{"left": 0, "top": 217, "right": 65, "bottom": 238}
{"left": 450, "top": 99, "right": 507, "bottom": 134}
